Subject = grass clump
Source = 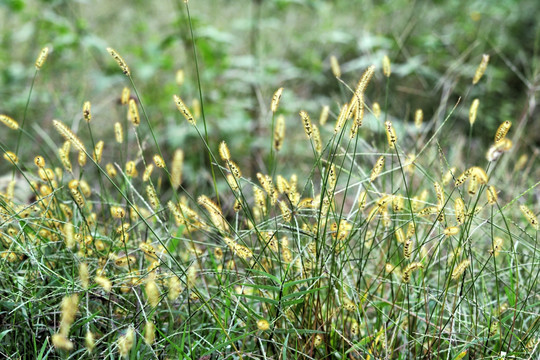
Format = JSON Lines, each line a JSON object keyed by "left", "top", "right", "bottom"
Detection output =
{"left": 1, "top": 6, "right": 539, "bottom": 360}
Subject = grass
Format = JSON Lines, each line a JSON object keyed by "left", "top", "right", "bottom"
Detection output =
{"left": 1, "top": 1, "right": 540, "bottom": 359}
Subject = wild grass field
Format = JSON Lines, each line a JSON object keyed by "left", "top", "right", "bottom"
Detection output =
{"left": 1, "top": 0, "right": 539, "bottom": 359}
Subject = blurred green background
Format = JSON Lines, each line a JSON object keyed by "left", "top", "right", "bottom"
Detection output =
{"left": 1, "top": 0, "right": 539, "bottom": 185}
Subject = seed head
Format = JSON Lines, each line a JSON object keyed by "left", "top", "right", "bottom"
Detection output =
{"left": 173, "top": 94, "right": 196, "bottom": 125}
{"left": 106, "top": 47, "right": 130, "bottom": 76}
{"left": 0, "top": 114, "right": 19, "bottom": 130}
{"left": 271, "top": 87, "right": 284, "bottom": 113}
{"left": 472, "top": 54, "right": 489, "bottom": 84}
{"left": 35, "top": 47, "right": 50, "bottom": 70}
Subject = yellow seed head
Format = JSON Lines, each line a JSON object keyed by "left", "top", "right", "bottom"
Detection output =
{"left": 455, "top": 197, "right": 466, "bottom": 225}
{"left": 402, "top": 262, "right": 423, "bottom": 283}
{"left": 168, "top": 275, "right": 182, "bottom": 301}
{"left": 494, "top": 120, "right": 512, "bottom": 143}
{"left": 312, "top": 124, "right": 322, "bottom": 154}
{"left": 52, "top": 333, "right": 74, "bottom": 351}
{"left": 95, "top": 275, "right": 112, "bottom": 292}
{"left": 0, "top": 114, "right": 19, "bottom": 130}
{"left": 114, "top": 122, "right": 124, "bottom": 143}
{"left": 3, "top": 151, "right": 18, "bottom": 165}
{"left": 79, "top": 262, "right": 89, "bottom": 289}
{"left": 372, "top": 102, "right": 381, "bottom": 119}
{"left": 486, "top": 186, "right": 498, "bottom": 205}
{"left": 171, "top": 149, "right": 184, "bottom": 189}
{"left": 358, "top": 191, "right": 367, "bottom": 210}
{"left": 469, "top": 99, "right": 479, "bottom": 126}
{"left": 271, "top": 87, "right": 284, "bottom": 113}
{"left": 118, "top": 326, "right": 135, "bottom": 357}
{"left": 319, "top": 105, "right": 330, "bottom": 125}
{"left": 85, "top": 330, "right": 95, "bottom": 352}
{"left": 128, "top": 99, "right": 140, "bottom": 126}
{"left": 486, "top": 137, "right": 513, "bottom": 161}
{"left": 370, "top": 155, "right": 385, "bottom": 182}
{"left": 468, "top": 175, "right": 478, "bottom": 195}
{"left": 491, "top": 237, "right": 504, "bottom": 257}
{"left": 520, "top": 204, "right": 538, "bottom": 230}
{"left": 143, "top": 164, "right": 154, "bottom": 182}
{"left": 414, "top": 109, "right": 423, "bottom": 128}
{"left": 145, "top": 278, "right": 161, "bottom": 307}
{"left": 121, "top": 87, "right": 130, "bottom": 105}
{"left": 93, "top": 140, "right": 104, "bottom": 163}
{"left": 444, "top": 226, "right": 460, "bottom": 237}
{"left": 83, "top": 101, "right": 91, "bottom": 122}
{"left": 257, "top": 319, "right": 270, "bottom": 331}
{"left": 144, "top": 321, "right": 155, "bottom": 345}
{"left": 111, "top": 206, "right": 126, "bottom": 219}
{"left": 330, "top": 55, "right": 341, "bottom": 78}
{"left": 273, "top": 114, "right": 286, "bottom": 151}
{"left": 300, "top": 110, "right": 312, "bottom": 138}
{"left": 53, "top": 120, "right": 86, "bottom": 152}
{"left": 106, "top": 163, "right": 117, "bottom": 177}
{"left": 34, "top": 155, "right": 46, "bottom": 168}
{"left": 472, "top": 54, "right": 489, "bottom": 84}
{"left": 219, "top": 141, "right": 231, "bottom": 161}
{"left": 106, "top": 47, "right": 130, "bottom": 76}
{"left": 146, "top": 185, "right": 160, "bottom": 210}
{"left": 382, "top": 55, "right": 391, "bottom": 77}
{"left": 35, "top": 47, "right": 49, "bottom": 70}
{"left": 384, "top": 121, "right": 397, "bottom": 148}
{"left": 78, "top": 150, "right": 86, "bottom": 167}
{"left": 153, "top": 154, "right": 165, "bottom": 168}
{"left": 173, "top": 94, "right": 196, "bottom": 125}
{"left": 403, "top": 238, "right": 412, "bottom": 258}
{"left": 452, "top": 259, "right": 471, "bottom": 280}
{"left": 334, "top": 103, "right": 348, "bottom": 134}
{"left": 125, "top": 161, "right": 137, "bottom": 177}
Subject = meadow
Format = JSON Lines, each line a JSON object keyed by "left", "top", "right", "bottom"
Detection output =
{"left": 0, "top": 1, "right": 539, "bottom": 359}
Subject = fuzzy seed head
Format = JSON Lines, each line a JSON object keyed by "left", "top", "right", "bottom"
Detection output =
{"left": 334, "top": 103, "right": 348, "bottom": 134}
{"left": 382, "top": 55, "right": 391, "bottom": 77}
{"left": 128, "top": 99, "right": 140, "bottom": 126}
{"left": 143, "top": 164, "right": 154, "bottom": 182}
{"left": 271, "top": 87, "right": 284, "bottom": 112}
{"left": 114, "top": 122, "right": 123, "bottom": 143}
{"left": 319, "top": 105, "right": 330, "bottom": 125}
{"left": 330, "top": 55, "right": 341, "bottom": 78}
{"left": 106, "top": 47, "right": 130, "bottom": 76}
{"left": 171, "top": 149, "right": 184, "bottom": 189}
{"left": 0, "top": 114, "right": 19, "bottom": 130}
{"left": 219, "top": 141, "right": 231, "bottom": 161}
{"left": 168, "top": 275, "right": 182, "bottom": 301}
{"left": 273, "top": 114, "right": 286, "bottom": 151}
{"left": 121, "top": 87, "right": 130, "bottom": 105}
{"left": 83, "top": 101, "right": 91, "bottom": 122}
{"left": 384, "top": 121, "right": 397, "bottom": 148}
{"left": 414, "top": 109, "right": 423, "bottom": 128}
{"left": 125, "top": 161, "right": 137, "bottom": 177}
{"left": 153, "top": 154, "right": 165, "bottom": 168}
{"left": 444, "top": 226, "right": 460, "bottom": 237}
{"left": 472, "top": 54, "right": 489, "bottom": 84}
{"left": 370, "top": 155, "right": 385, "bottom": 182}
{"left": 469, "top": 99, "right": 479, "bottom": 126}
{"left": 118, "top": 326, "right": 135, "bottom": 357}
{"left": 95, "top": 275, "right": 112, "bottom": 292}
{"left": 173, "top": 94, "right": 195, "bottom": 125}
{"left": 257, "top": 319, "right": 270, "bottom": 331}
{"left": 520, "top": 205, "right": 538, "bottom": 230}
{"left": 494, "top": 120, "right": 512, "bottom": 143}
{"left": 300, "top": 110, "right": 312, "bottom": 138}
{"left": 35, "top": 47, "right": 49, "bottom": 70}
{"left": 486, "top": 185, "right": 498, "bottom": 205}
{"left": 145, "top": 278, "right": 160, "bottom": 307}
{"left": 452, "top": 259, "right": 471, "bottom": 280}
{"left": 144, "top": 321, "right": 155, "bottom": 345}
{"left": 85, "top": 330, "right": 95, "bottom": 352}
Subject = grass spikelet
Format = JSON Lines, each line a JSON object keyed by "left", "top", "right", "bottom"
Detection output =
{"left": 93, "top": 140, "right": 104, "bottom": 163}
{"left": 125, "top": 160, "right": 137, "bottom": 177}
{"left": 454, "top": 169, "right": 471, "bottom": 187}
{"left": 95, "top": 275, "right": 112, "bottom": 292}
{"left": 434, "top": 181, "right": 444, "bottom": 208}
{"left": 334, "top": 103, "right": 348, "bottom": 134}
{"left": 85, "top": 330, "right": 95, "bottom": 352}
{"left": 370, "top": 155, "right": 385, "bottom": 182}
{"left": 106, "top": 163, "right": 117, "bottom": 177}
{"left": 403, "top": 238, "right": 412, "bottom": 258}
{"left": 490, "top": 237, "right": 504, "bottom": 257}
{"left": 486, "top": 137, "right": 513, "bottom": 161}
{"left": 118, "top": 326, "right": 135, "bottom": 357}
{"left": 384, "top": 121, "right": 397, "bottom": 148}
{"left": 143, "top": 164, "right": 154, "bottom": 182}
{"left": 271, "top": 87, "right": 284, "bottom": 113}
{"left": 168, "top": 275, "right": 182, "bottom": 301}
{"left": 330, "top": 55, "right": 341, "bottom": 78}
{"left": 469, "top": 98, "right": 479, "bottom": 126}
{"left": 452, "top": 259, "right": 471, "bottom": 280}
{"left": 121, "top": 87, "right": 130, "bottom": 105}
{"left": 171, "top": 149, "right": 184, "bottom": 189}
{"left": 349, "top": 98, "right": 364, "bottom": 138}
{"left": 319, "top": 105, "right": 329, "bottom": 125}
{"left": 83, "top": 101, "right": 91, "bottom": 122}
{"left": 273, "top": 114, "right": 285, "bottom": 151}
{"left": 78, "top": 150, "right": 86, "bottom": 167}
{"left": 173, "top": 94, "right": 195, "bottom": 125}
{"left": 279, "top": 201, "right": 291, "bottom": 222}
{"left": 494, "top": 120, "right": 512, "bottom": 143}
{"left": 34, "top": 155, "right": 45, "bottom": 168}
{"left": 52, "top": 334, "right": 73, "bottom": 351}
{"left": 106, "top": 47, "right": 130, "bottom": 76}
{"left": 312, "top": 124, "right": 322, "bottom": 153}
{"left": 145, "top": 278, "right": 161, "bottom": 307}
{"left": 128, "top": 98, "right": 140, "bottom": 126}
{"left": 382, "top": 55, "right": 391, "bottom": 77}
{"left": 219, "top": 141, "right": 231, "bottom": 161}
{"left": 300, "top": 110, "right": 312, "bottom": 138}
{"left": 355, "top": 65, "right": 376, "bottom": 95}
{"left": 486, "top": 185, "right": 498, "bottom": 205}
{"left": 358, "top": 191, "right": 367, "bottom": 210}
{"left": 395, "top": 228, "right": 405, "bottom": 243}
{"left": 3, "top": 151, "right": 18, "bottom": 165}
{"left": 257, "top": 319, "right": 270, "bottom": 331}
{"left": 468, "top": 175, "right": 479, "bottom": 195}
{"left": 227, "top": 160, "right": 242, "bottom": 179}
{"left": 402, "top": 262, "right": 423, "bottom": 283}
{"left": 79, "top": 262, "right": 89, "bottom": 289}
{"left": 198, "top": 195, "right": 227, "bottom": 230}
{"left": 444, "top": 226, "right": 460, "bottom": 237}
{"left": 144, "top": 321, "right": 155, "bottom": 345}
{"left": 153, "top": 154, "right": 165, "bottom": 168}
{"left": 35, "top": 46, "right": 49, "bottom": 70}
{"left": 257, "top": 173, "right": 277, "bottom": 205}
{"left": 372, "top": 102, "right": 381, "bottom": 119}
{"left": 414, "top": 109, "right": 423, "bottom": 128}
{"left": 472, "top": 53, "right": 489, "bottom": 84}
{"left": 111, "top": 206, "right": 126, "bottom": 219}
{"left": 52, "top": 120, "right": 86, "bottom": 152}
{"left": 0, "top": 114, "right": 19, "bottom": 130}
{"left": 114, "top": 122, "right": 123, "bottom": 143}
{"left": 520, "top": 204, "right": 538, "bottom": 230}
{"left": 455, "top": 197, "right": 466, "bottom": 225}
